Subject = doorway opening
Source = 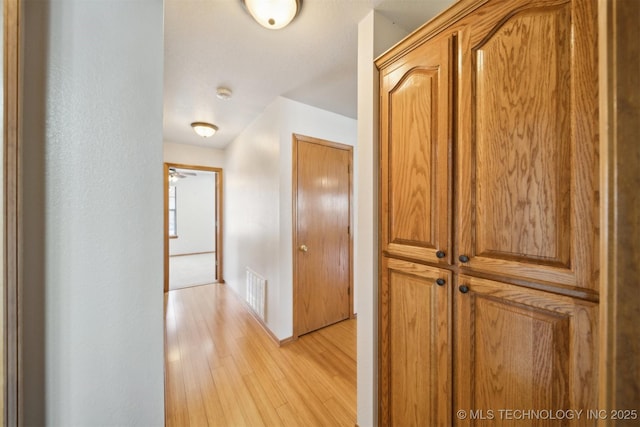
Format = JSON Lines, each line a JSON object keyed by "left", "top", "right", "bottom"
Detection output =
{"left": 164, "top": 163, "right": 223, "bottom": 292}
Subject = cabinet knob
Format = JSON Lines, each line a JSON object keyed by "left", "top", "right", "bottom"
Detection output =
{"left": 436, "top": 250, "right": 446, "bottom": 259}
{"left": 436, "top": 278, "right": 446, "bottom": 286}
{"left": 459, "top": 285, "right": 470, "bottom": 294}
{"left": 459, "top": 254, "right": 470, "bottom": 263}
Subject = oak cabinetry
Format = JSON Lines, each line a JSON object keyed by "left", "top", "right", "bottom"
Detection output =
{"left": 379, "top": 258, "right": 452, "bottom": 426}
{"left": 455, "top": 0, "right": 599, "bottom": 294}
{"left": 380, "top": 33, "right": 452, "bottom": 266}
{"left": 377, "top": 0, "right": 599, "bottom": 425}
{"left": 455, "top": 275, "right": 598, "bottom": 425}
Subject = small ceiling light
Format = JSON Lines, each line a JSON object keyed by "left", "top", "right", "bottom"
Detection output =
{"left": 242, "top": 0, "right": 301, "bottom": 30}
{"left": 216, "top": 87, "right": 233, "bottom": 100}
{"left": 190, "top": 122, "right": 219, "bottom": 138}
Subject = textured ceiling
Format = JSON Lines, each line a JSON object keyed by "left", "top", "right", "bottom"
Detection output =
{"left": 163, "top": 0, "right": 455, "bottom": 149}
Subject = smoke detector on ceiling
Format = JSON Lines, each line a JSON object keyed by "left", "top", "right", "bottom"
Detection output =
{"left": 216, "top": 87, "right": 233, "bottom": 100}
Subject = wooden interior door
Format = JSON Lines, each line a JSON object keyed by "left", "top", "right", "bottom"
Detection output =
{"left": 454, "top": 275, "right": 598, "bottom": 426}
{"left": 293, "top": 134, "right": 352, "bottom": 337}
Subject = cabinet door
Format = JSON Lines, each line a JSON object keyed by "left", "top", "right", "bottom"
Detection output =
{"left": 454, "top": 275, "right": 598, "bottom": 426}
{"left": 380, "top": 34, "right": 452, "bottom": 265}
{"left": 379, "top": 257, "right": 451, "bottom": 427}
{"left": 456, "top": 0, "right": 599, "bottom": 292}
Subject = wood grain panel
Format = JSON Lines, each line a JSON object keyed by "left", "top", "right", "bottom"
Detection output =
{"left": 457, "top": 0, "right": 599, "bottom": 291}
{"left": 379, "top": 258, "right": 451, "bottom": 426}
{"left": 293, "top": 135, "right": 352, "bottom": 336}
{"left": 380, "top": 34, "right": 452, "bottom": 264}
{"left": 390, "top": 70, "right": 435, "bottom": 247}
{"left": 474, "top": 4, "right": 571, "bottom": 265}
{"left": 455, "top": 275, "right": 598, "bottom": 426}
{"left": 391, "top": 269, "right": 432, "bottom": 425}
{"left": 473, "top": 299, "right": 570, "bottom": 417}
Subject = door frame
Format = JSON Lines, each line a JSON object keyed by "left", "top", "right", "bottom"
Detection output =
{"left": 292, "top": 133, "right": 354, "bottom": 339}
{"left": 163, "top": 163, "right": 224, "bottom": 293}
{"left": 598, "top": 0, "right": 640, "bottom": 414}
{"left": 5, "top": 0, "right": 21, "bottom": 423}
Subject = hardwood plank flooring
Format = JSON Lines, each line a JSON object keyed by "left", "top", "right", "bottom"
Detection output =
{"left": 165, "top": 283, "right": 356, "bottom": 426}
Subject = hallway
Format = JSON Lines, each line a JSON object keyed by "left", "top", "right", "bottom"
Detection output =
{"left": 165, "top": 283, "right": 356, "bottom": 426}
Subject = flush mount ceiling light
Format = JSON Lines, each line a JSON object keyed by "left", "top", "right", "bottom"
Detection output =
{"left": 190, "top": 122, "right": 219, "bottom": 138}
{"left": 241, "top": 0, "right": 301, "bottom": 30}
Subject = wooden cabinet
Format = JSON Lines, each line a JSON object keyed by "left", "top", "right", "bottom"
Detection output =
{"left": 377, "top": 0, "right": 599, "bottom": 425}
{"left": 455, "top": 275, "right": 598, "bottom": 426}
{"left": 456, "top": 0, "right": 599, "bottom": 293}
{"left": 380, "top": 33, "right": 452, "bottom": 266}
{"left": 379, "top": 258, "right": 451, "bottom": 427}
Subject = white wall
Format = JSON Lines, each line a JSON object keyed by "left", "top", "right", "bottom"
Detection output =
{"left": 356, "top": 11, "right": 409, "bottom": 427}
{"left": 22, "top": 0, "right": 165, "bottom": 424}
{"left": 164, "top": 141, "right": 226, "bottom": 168}
{"left": 169, "top": 172, "right": 216, "bottom": 255}
{"left": 225, "top": 99, "right": 282, "bottom": 331}
{"left": 225, "top": 97, "right": 357, "bottom": 340}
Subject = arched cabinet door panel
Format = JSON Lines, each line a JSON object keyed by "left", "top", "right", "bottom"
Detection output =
{"left": 380, "top": 34, "right": 453, "bottom": 266}
{"left": 456, "top": 0, "right": 599, "bottom": 293}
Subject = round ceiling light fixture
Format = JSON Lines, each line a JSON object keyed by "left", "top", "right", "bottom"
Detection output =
{"left": 190, "top": 122, "right": 219, "bottom": 138}
{"left": 241, "top": 0, "right": 301, "bottom": 30}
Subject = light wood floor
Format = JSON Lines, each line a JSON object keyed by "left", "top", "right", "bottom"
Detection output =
{"left": 164, "top": 283, "right": 356, "bottom": 426}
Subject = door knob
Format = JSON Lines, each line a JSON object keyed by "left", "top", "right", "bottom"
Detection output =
{"left": 299, "top": 244, "right": 308, "bottom": 252}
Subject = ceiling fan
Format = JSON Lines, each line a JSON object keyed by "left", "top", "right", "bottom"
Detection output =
{"left": 168, "top": 167, "right": 197, "bottom": 181}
